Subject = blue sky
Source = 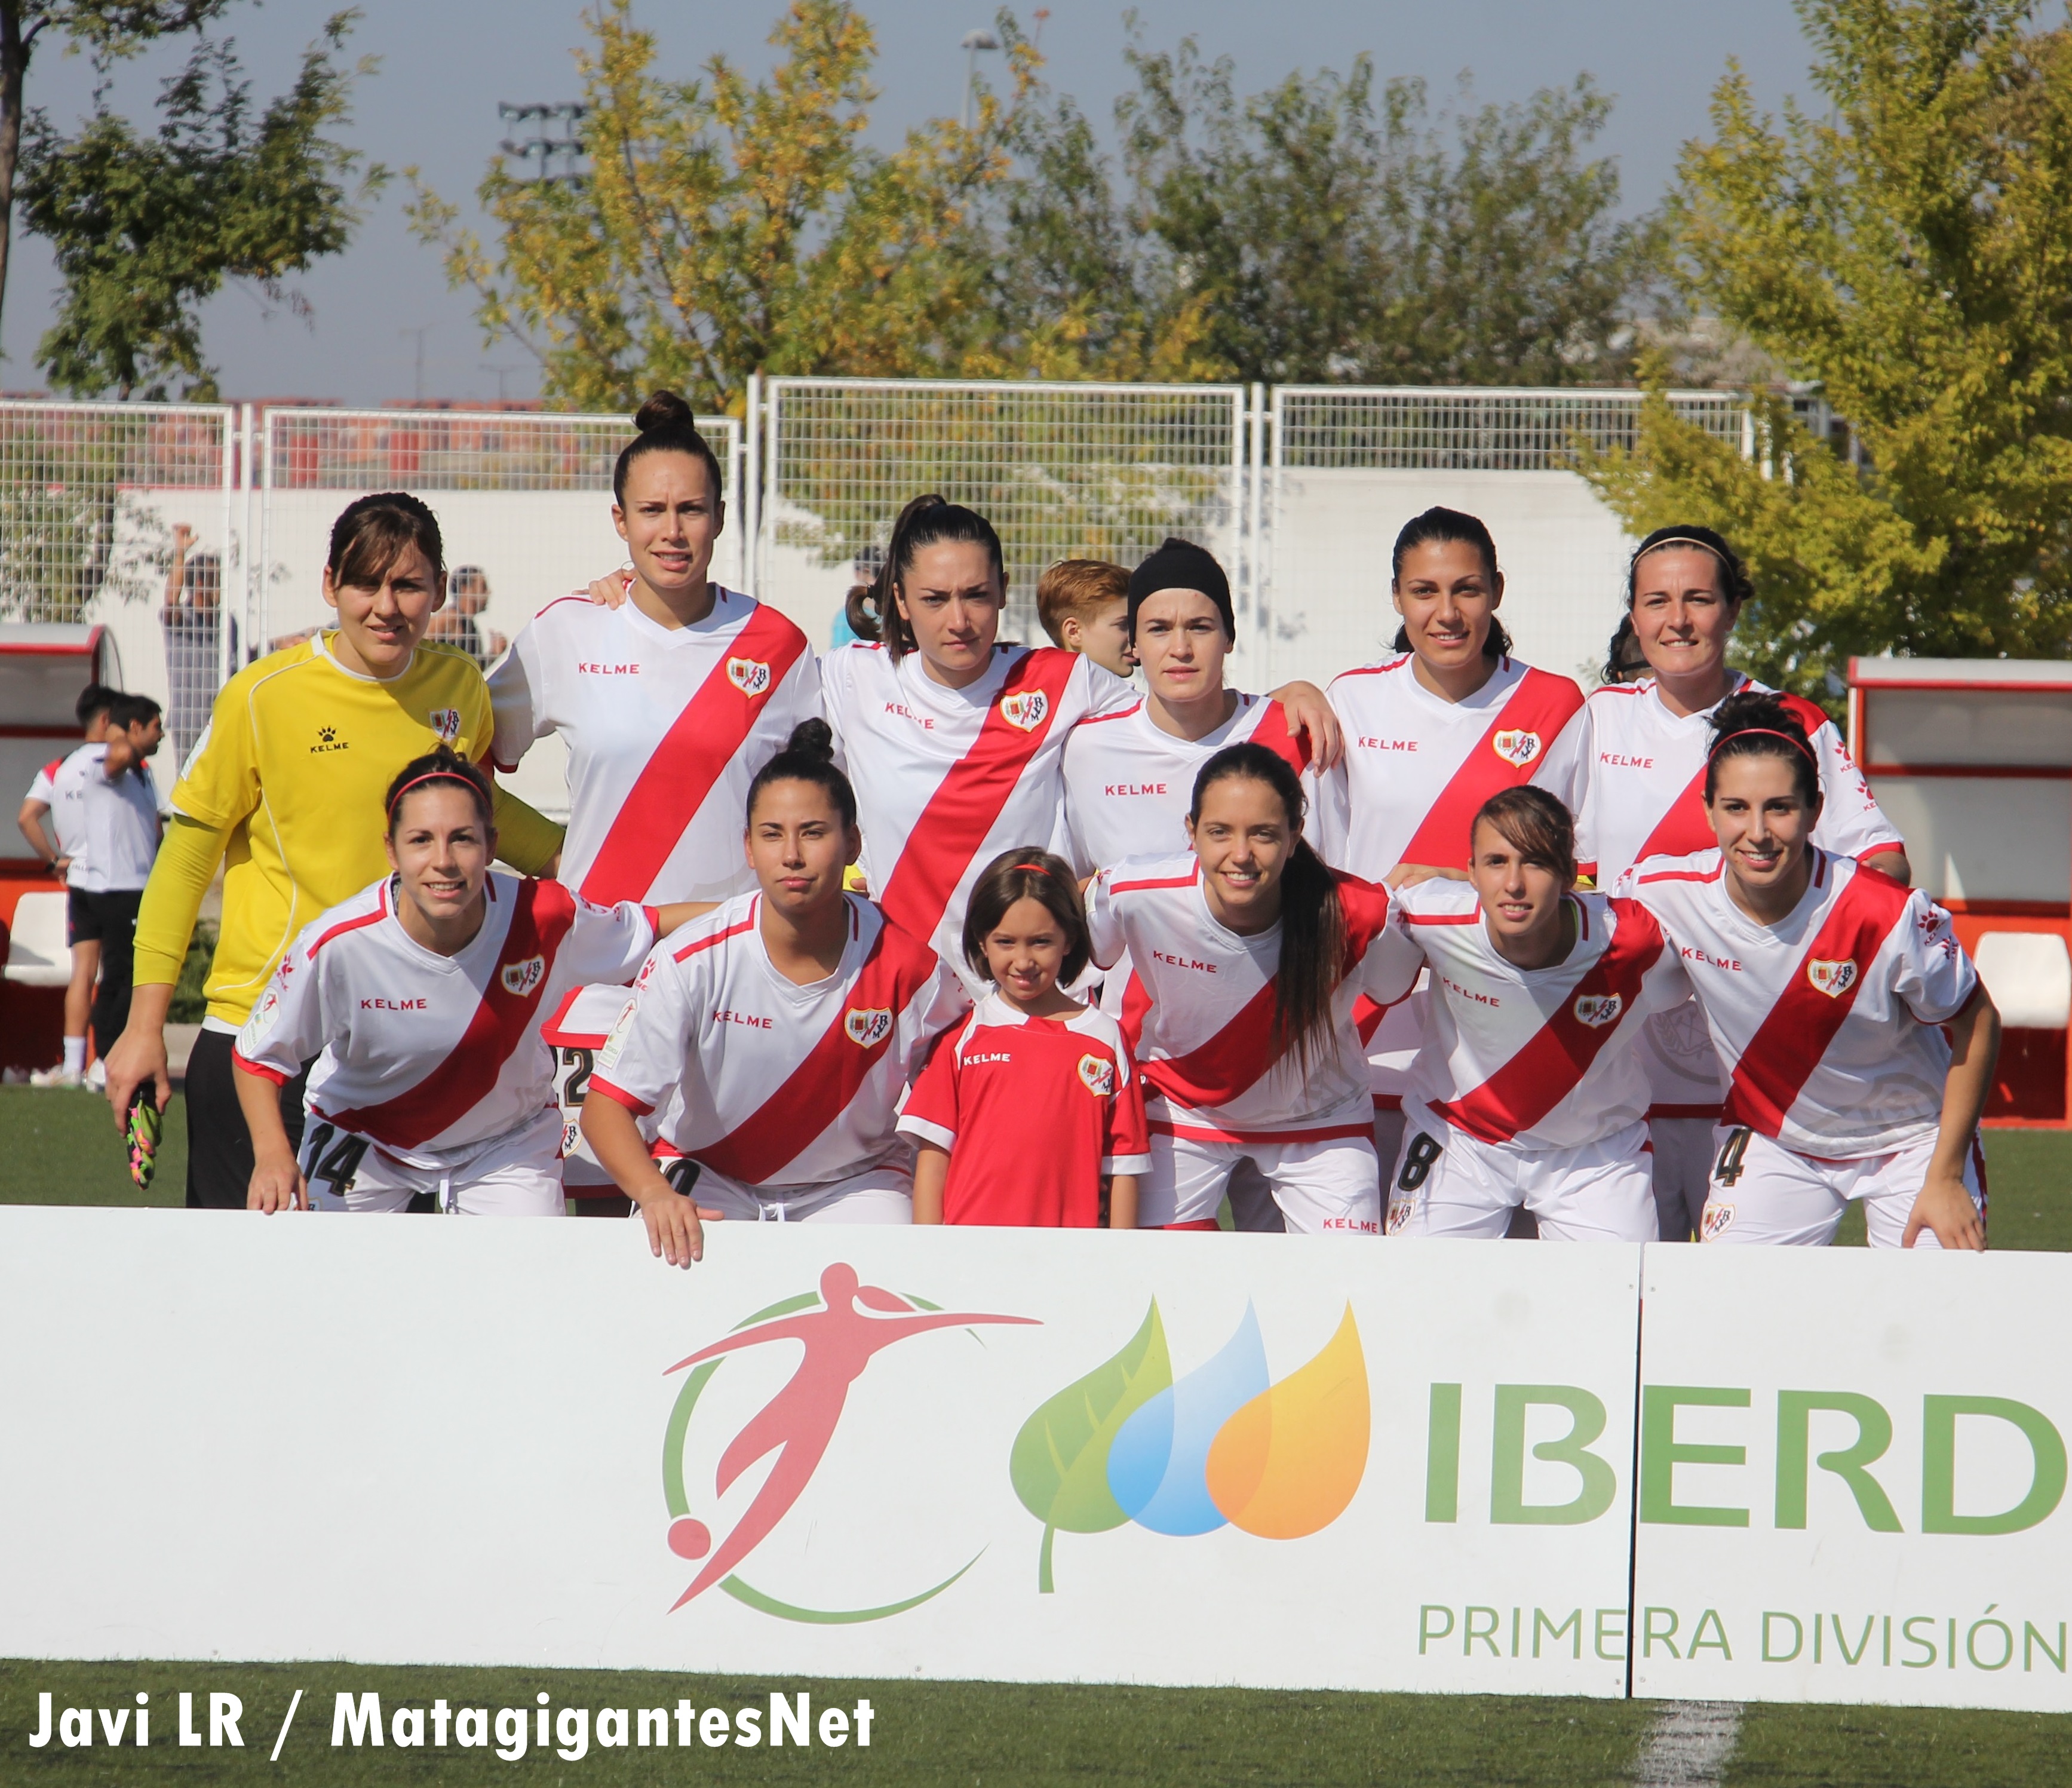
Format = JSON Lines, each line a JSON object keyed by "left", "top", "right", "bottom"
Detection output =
{"left": 0, "top": 0, "right": 1822, "bottom": 405}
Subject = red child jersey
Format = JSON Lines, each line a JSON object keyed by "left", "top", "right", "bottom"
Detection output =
{"left": 897, "top": 991, "right": 1152, "bottom": 1226}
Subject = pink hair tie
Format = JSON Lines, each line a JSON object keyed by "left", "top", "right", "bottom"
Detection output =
{"left": 386, "top": 769, "right": 480, "bottom": 818}
{"left": 1708, "top": 726, "right": 1816, "bottom": 768}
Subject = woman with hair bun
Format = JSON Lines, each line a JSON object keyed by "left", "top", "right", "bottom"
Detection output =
{"left": 820, "top": 499, "right": 1338, "bottom": 987}
{"left": 581, "top": 720, "right": 966, "bottom": 1266}
{"left": 1617, "top": 692, "right": 1997, "bottom": 1250}
{"left": 1569, "top": 525, "right": 1910, "bottom": 1241}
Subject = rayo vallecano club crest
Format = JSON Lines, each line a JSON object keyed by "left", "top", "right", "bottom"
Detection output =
{"left": 999, "top": 691, "right": 1049, "bottom": 732}
{"left": 1076, "top": 1053, "right": 1115, "bottom": 1096}
{"left": 844, "top": 1007, "right": 893, "bottom": 1048}
{"left": 1491, "top": 728, "right": 1542, "bottom": 766}
{"left": 727, "top": 657, "right": 772, "bottom": 698}
{"left": 501, "top": 955, "right": 546, "bottom": 998}
{"left": 426, "top": 707, "right": 462, "bottom": 745}
{"left": 1572, "top": 993, "right": 1623, "bottom": 1028}
{"left": 1807, "top": 957, "right": 1859, "bottom": 998}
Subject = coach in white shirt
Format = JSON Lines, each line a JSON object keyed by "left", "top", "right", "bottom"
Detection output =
{"left": 52, "top": 694, "right": 169, "bottom": 1066}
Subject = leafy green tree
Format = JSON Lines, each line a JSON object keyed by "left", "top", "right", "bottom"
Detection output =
{"left": 0, "top": 1, "right": 235, "bottom": 348}
{"left": 17, "top": 10, "right": 381, "bottom": 398}
{"left": 1583, "top": 0, "right": 2072, "bottom": 692}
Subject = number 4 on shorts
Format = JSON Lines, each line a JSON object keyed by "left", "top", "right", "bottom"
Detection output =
{"left": 1712, "top": 1126, "right": 1751, "bottom": 1188}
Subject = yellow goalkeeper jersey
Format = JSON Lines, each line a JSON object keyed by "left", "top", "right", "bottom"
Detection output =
{"left": 140, "top": 633, "right": 562, "bottom": 1025}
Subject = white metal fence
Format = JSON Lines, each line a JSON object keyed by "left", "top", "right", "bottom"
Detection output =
{"left": 3, "top": 382, "right": 1764, "bottom": 789}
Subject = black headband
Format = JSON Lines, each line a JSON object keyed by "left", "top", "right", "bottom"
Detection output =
{"left": 1128, "top": 537, "right": 1233, "bottom": 640}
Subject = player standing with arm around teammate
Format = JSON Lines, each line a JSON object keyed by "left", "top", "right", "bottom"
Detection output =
{"left": 1617, "top": 694, "right": 1996, "bottom": 1249}
{"left": 1086, "top": 744, "right": 1413, "bottom": 1234}
{"left": 819, "top": 500, "right": 1339, "bottom": 986}
{"left": 102, "top": 495, "right": 564, "bottom": 1207}
{"left": 1384, "top": 789, "right": 1692, "bottom": 1241}
{"left": 900, "top": 849, "right": 1150, "bottom": 1228}
{"left": 232, "top": 753, "right": 696, "bottom": 1216}
{"left": 1570, "top": 527, "right": 1910, "bottom": 1241}
{"left": 581, "top": 722, "right": 966, "bottom": 1266}
{"left": 1313, "top": 506, "right": 1589, "bottom": 1169}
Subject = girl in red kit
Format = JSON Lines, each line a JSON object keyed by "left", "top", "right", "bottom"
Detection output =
{"left": 901, "top": 849, "right": 1150, "bottom": 1227}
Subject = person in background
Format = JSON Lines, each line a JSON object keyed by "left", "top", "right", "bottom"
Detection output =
{"left": 103, "top": 492, "right": 565, "bottom": 1210}
{"left": 430, "top": 566, "right": 508, "bottom": 669}
{"left": 1602, "top": 614, "right": 1649, "bottom": 685}
{"left": 161, "top": 525, "right": 233, "bottom": 770}
{"left": 17, "top": 684, "right": 120, "bottom": 1085}
{"left": 39, "top": 695, "right": 168, "bottom": 1086}
{"left": 1037, "top": 559, "right": 1135, "bottom": 679}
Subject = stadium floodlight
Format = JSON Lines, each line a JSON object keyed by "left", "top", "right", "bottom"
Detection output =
{"left": 960, "top": 29, "right": 1000, "bottom": 131}
{"left": 497, "top": 100, "right": 591, "bottom": 185}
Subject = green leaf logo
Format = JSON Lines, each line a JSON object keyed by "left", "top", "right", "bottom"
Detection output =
{"left": 1009, "top": 1300, "right": 1171, "bottom": 1592}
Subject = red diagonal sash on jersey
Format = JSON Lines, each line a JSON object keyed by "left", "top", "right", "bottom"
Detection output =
{"left": 1630, "top": 690, "right": 1834, "bottom": 867}
{"left": 1720, "top": 865, "right": 1911, "bottom": 1137}
{"left": 690, "top": 921, "right": 940, "bottom": 1184}
{"left": 875, "top": 648, "right": 1080, "bottom": 943}
{"left": 322, "top": 880, "right": 577, "bottom": 1149}
{"left": 1430, "top": 897, "right": 1667, "bottom": 1144}
{"left": 1138, "top": 976, "right": 1284, "bottom": 1112}
{"left": 579, "top": 603, "right": 808, "bottom": 904}
{"left": 1396, "top": 667, "right": 1585, "bottom": 869}
{"left": 1244, "top": 700, "right": 1312, "bottom": 777}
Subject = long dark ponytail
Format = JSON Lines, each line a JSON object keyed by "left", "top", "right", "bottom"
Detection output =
{"left": 843, "top": 494, "right": 1006, "bottom": 658}
{"left": 1388, "top": 504, "right": 1512, "bottom": 661}
{"left": 1190, "top": 743, "right": 1345, "bottom": 1074}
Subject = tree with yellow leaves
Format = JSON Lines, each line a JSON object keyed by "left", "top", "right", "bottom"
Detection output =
{"left": 1583, "top": 0, "right": 2072, "bottom": 696}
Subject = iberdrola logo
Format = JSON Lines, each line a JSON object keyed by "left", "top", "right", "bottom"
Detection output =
{"left": 660, "top": 1263, "right": 1035, "bottom": 1622}
{"left": 1009, "top": 1301, "right": 1368, "bottom": 1591}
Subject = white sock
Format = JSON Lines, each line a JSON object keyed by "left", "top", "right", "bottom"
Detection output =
{"left": 62, "top": 1036, "right": 85, "bottom": 1074}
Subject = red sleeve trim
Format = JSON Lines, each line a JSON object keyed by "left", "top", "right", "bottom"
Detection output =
{"left": 1075, "top": 701, "right": 1142, "bottom": 728}
{"left": 230, "top": 1048, "right": 288, "bottom": 1085}
{"left": 642, "top": 904, "right": 661, "bottom": 934}
{"left": 1110, "top": 868, "right": 1201, "bottom": 894}
{"left": 675, "top": 913, "right": 757, "bottom": 962}
{"left": 305, "top": 902, "right": 388, "bottom": 961}
{"left": 1637, "top": 866, "right": 1723, "bottom": 885}
{"left": 586, "top": 1076, "right": 653, "bottom": 1117}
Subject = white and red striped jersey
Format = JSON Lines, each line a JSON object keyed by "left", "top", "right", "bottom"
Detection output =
{"left": 1573, "top": 676, "right": 1902, "bottom": 885}
{"left": 819, "top": 642, "right": 1136, "bottom": 976}
{"left": 1060, "top": 692, "right": 1309, "bottom": 876}
{"left": 588, "top": 892, "right": 965, "bottom": 1190}
{"left": 1390, "top": 877, "right": 1692, "bottom": 1149}
{"left": 1315, "top": 654, "right": 1588, "bottom": 879}
{"left": 897, "top": 992, "right": 1152, "bottom": 1226}
{"left": 1084, "top": 853, "right": 1416, "bottom": 1143}
{"left": 489, "top": 585, "right": 818, "bottom": 904}
{"left": 1616, "top": 848, "right": 1978, "bottom": 1158}
{"left": 234, "top": 872, "right": 656, "bottom": 1168}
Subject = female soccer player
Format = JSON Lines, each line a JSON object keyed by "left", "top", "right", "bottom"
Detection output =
{"left": 105, "top": 494, "right": 564, "bottom": 1209}
{"left": 490, "top": 391, "right": 818, "bottom": 908}
{"left": 821, "top": 500, "right": 1338, "bottom": 986}
{"left": 1313, "top": 505, "right": 1589, "bottom": 1166}
{"left": 1086, "top": 743, "right": 1408, "bottom": 1234}
{"left": 1570, "top": 526, "right": 1910, "bottom": 1240}
{"left": 1617, "top": 694, "right": 1997, "bottom": 1249}
{"left": 900, "top": 849, "right": 1150, "bottom": 1228}
{"left": 581, "top": 721, "right": 965, "bottom": 1266}
{"left": 1383, "top": 788, "right": 1692, "bottom": 1242}
{"left": 232, "top": 753, "right": 694, "bottom": 1215}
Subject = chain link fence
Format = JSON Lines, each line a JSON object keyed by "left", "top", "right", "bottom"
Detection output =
{"left": 762, "top": 378, "right": 1250, "bottom": 651}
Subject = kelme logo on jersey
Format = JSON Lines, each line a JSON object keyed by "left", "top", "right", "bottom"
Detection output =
{"left": 1490, "top": 728, "right": 1543, "bottom": 767}
{"left": 999, "top": 691, "right": 1049, "bottom": 732}
{"left": 727, "top": 657, "right": 773, "bottom": 698}
{"left": 500, "top": 955, "right": 547, "bottom": 998}
{"left": 661, "top": 1265, "right": 1036, "bottom": 1623}
{"left": 1076, "top": 1053, "right": 1115, "bottom": 1097}
{"left": 843, "top": 1007, "right": 893, "bottom": 1048}
{"left": 311, "top": 725, "right": 349, "bottom": 755}
{"left": 1573, "top": 993, "right": 1623, "bottom": 1028}
{"left": 1807, "top": 957, "right": 1860, "bottom": 999}
{"left": 1012, "top": 1301, "right": 1368, "bottom": 1593}
{"left": 427, "top": 707, "right": 462, "bottom": 745}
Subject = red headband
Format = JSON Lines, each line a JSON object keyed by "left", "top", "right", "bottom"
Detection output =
{"left": 386, "top": 769, "right": 484, "bottom": 819}
{"left": 1708, "top": 727, "right": 1816, "bottom": 767}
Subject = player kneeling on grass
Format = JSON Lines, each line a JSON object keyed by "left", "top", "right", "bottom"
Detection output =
{"left": 233, "top": 752, "right": 699, "bottom": 1216}
{"left": 581, "top": 721, "right": 965, "bottom": 1267}
{"left": 1384, "top": 787, "right": 1693, "bottom": 1241}
{"left": 900, "top": 849, "right": 1150, "bottom": 1228}
{"left": 1085, "top": 744, "right": 1404, "bottom": 1234}
{"left": 1617, "top": 692, "right": 1999, "bottom": 1249}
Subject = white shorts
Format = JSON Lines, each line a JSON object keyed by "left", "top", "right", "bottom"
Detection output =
{"left": 1699, "top": 1125, "right": 1986, "bottom": 1249}
{"left": 669, "top": 1157, "right": 915, "bottom": 1225}
{"left": 1144, "top": 1125, "right": 1380, "bottom": 1234}
{"left": 299, "top": 1106, "right": 566, "bottom": 1217}
{"left": 1385, "top": 1101, "right": 1656, "bottom": 1244}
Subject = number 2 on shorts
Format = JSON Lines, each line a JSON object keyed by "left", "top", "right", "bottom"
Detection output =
{"left": 1396, "top": 1131, "right": 1443, "bottom": 1193}
{"left": 1712, "top": 1126, "right": 1752, "bottom": 1189}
